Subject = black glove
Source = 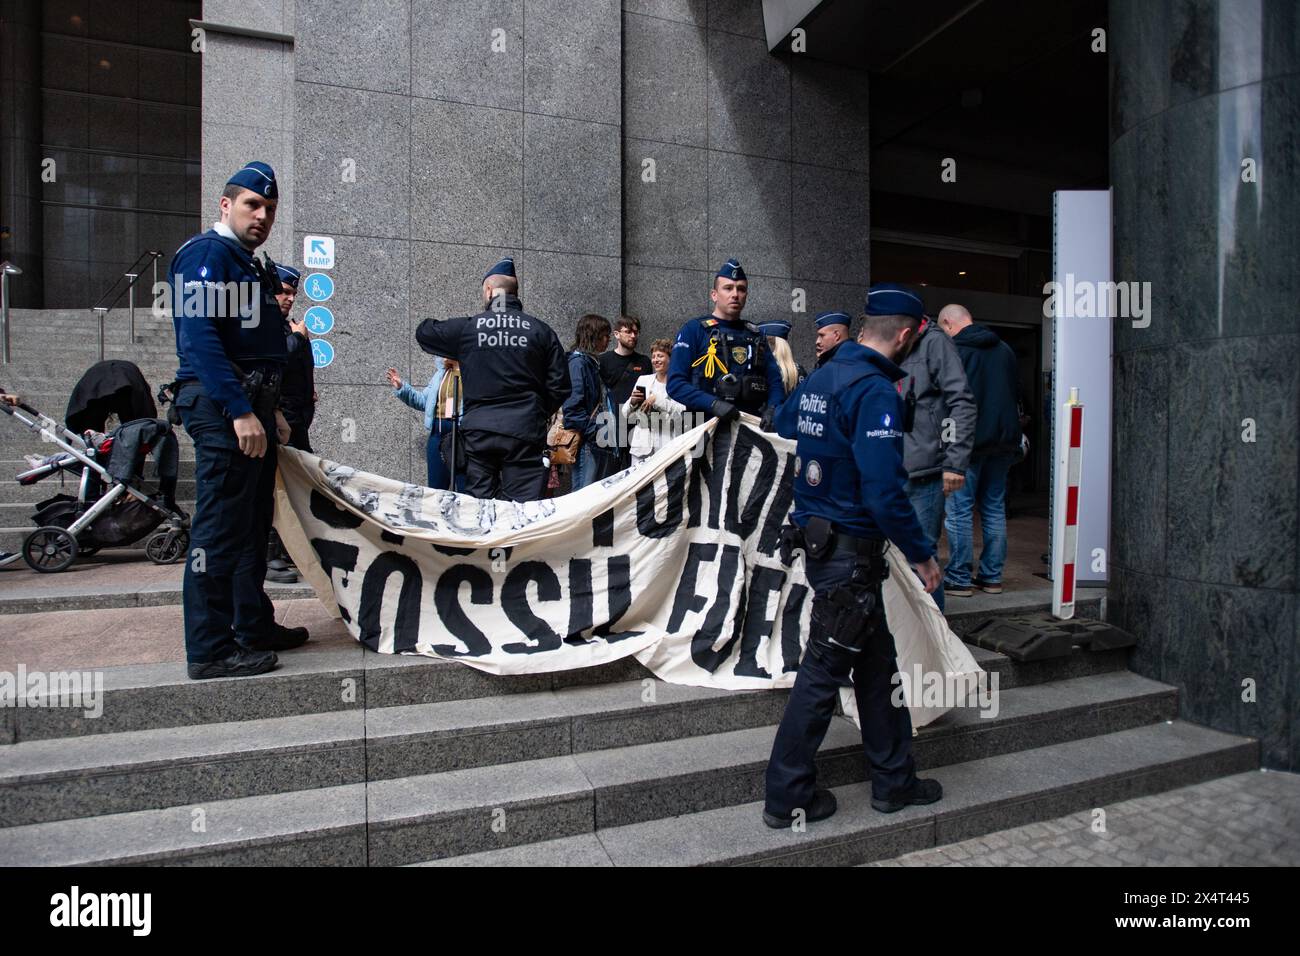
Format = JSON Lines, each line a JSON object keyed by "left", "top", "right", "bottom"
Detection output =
{"left": 710, "top": 398, "right": 739, "bottom": 422}
{"left": 759, "top": 404, "right": 777, "bottom": 432}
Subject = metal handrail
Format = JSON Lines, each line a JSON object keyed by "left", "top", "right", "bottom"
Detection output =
{"left": 90, "top": 249, "right": 163, "bottom": 360}
{"left": 1, "top": 260, "right": 22, "bottom": 365}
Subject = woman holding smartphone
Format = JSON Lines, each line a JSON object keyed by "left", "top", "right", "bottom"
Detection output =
{"left": 621, "top": 338, "right": 685, "bottom": 462}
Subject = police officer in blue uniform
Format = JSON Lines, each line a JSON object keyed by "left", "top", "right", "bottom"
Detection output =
{"left": 169, "top": 161, "right": 309, "bottom": 680}
{"left": 275, "top": 263, "right": 316, "bottom": 454}
{"left": 762, "top": 286, "right": 944, "bottom": 827}
{"left": 415, "top": 257, "right": 570, "bottom": 501}
{"left": 667, "top": 258, "right": 785, "bottom": 421}
{"left": 813, "top": 309, "right": 852, "bottom": 366}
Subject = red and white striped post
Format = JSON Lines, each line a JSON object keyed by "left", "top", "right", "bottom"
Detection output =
{"left": 1052, "top": 387, "right": 1085, "bottom": 619}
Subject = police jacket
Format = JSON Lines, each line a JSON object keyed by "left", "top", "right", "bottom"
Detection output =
{"left": 280, "top": 324, "right": 315, "bottom": 427}
{"left": 774, "top": 341, "right": 933, "bottom": 564}
{"left": 899, "top": 320, "right": 976, "bottom": 479}
{"left": 169, "top": 227, "right": 286, "bottom": 419}
{"left": 414, "top": 294, "right": 570, "bottom": 440}
{"left": 667, "top": 315, "right": 785, "bottom": 415}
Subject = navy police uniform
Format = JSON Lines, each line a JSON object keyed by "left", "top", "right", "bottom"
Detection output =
{"left": 170, "top": 161, "right": 297, "bottom": 672}
{"left": 414, "top": 257, "right": 570, "bottom": 501}
{"left": 276, "top": 264, "right": 315, "bottom": 453}
{"left": 763, "top": 334, "right": 938, "bottom": 823}
{"left": 667, "top": 259, "right": 785, "bottom": 419}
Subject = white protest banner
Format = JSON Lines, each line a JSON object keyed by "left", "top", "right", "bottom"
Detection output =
{"left": 274, "top": 417, "right": 982, "bottom": 727}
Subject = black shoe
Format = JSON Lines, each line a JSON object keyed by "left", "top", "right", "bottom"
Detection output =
{"left": 267, "top": 557, "right": 293, "bottom": 571}
{"left": 872, "top": 778, "right": 943, "bottom": 813}
{"left": 188, "top": 649, "right": 279, "bottom": 680}
{"left": 762, "top": 788, "right": 838, "bottom": 828}
{"left": 242, "top": 623, "right": 310, "bottom": 652}
{"left": 265, "top": 566, "right": 300, "bottom": 584}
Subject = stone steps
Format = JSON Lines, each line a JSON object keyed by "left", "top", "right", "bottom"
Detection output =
{"left": 0, "top": 718, "right": 1255, "bottom": 866}
{"left": 0, "top": 593, "right": 1260, "bottom": 866}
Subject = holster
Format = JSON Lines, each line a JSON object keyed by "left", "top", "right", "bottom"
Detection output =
{"left": 231, "top": 362, "right": 282, "bottom": 425}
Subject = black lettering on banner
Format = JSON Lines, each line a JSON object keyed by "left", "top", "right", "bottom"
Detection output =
{"left": 592, "top": 508, "right": 615, "bottom": 547}
{"left": 381, "top": 530, "right": 405, "bottom": 545}
{"left": 691, "top": 543, "right": 745, "bottom": 673}
{"left": 311, "top": 538, "right": 359, "bottom": 587}
{"left": 687, "top": 422, "right": 730, "bottom": 530}
{"left": 734, "top": 564, "right": 788, "bottom": 678}
{"left": 431, "top": 565, "right": 494, "bottom": 657}
{"left": 311, "top": 489, "right": 363, "bottom": 528}
{"left": 594, "top": 555, "right": 638, "bottom": 641}
{"left": 725, "top": 428, "right": 778, "bottom": 540}
{"left": 668, "top": 542, "right": 717, "bottom": 632}
{"left": 501, "top": 561, "right": 563, "bottom": 655}
{"left": 358, "top": 552, "right": 423, "bottom": 652}
{"left": 635, "top": 458, "right": 686, "bottom": 538}
{"left": 780, "top": 582, "right": 810, "bottom": 673}
{"left": 566, "top": 559, "right": 594, "bottom": 643}
{"left": 432, "top": 544, "right": 476, "bottom": 557}
{"left": 757, "top": 452, "right": 797, "bottom": 557}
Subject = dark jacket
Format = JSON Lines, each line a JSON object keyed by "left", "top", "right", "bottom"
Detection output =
{"left": 415, "top": 294, "right": 570, "bottom": 441}
{"left": 563, "top": 350, "right": 617, "bottom": 456}
{"left": 774, "top": 341, "right": 933, "bottom": 564}
{"left": 899, "top": 321, "right": 976, "bottom": 479}
{"left": 65, "top": 360, "right": 157, "bottom": 433}
{"left": 952, "top": 324, "right": 1021, "bottom": 457}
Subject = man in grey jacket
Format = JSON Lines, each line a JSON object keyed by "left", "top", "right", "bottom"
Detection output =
{"left": 881, "top": 286, "right": 976, "bottom": 613}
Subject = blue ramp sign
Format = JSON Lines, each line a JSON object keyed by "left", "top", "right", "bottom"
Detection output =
{"left": 304, "top": 306, "right": 334, "bottom": 334}
{"left": 311, "top": 339, "right": 335, "bottom": 368}
{"left": 304, "top": 273, "right": 334, "bottom": 302}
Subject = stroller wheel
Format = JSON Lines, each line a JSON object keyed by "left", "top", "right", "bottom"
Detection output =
{"left": 145, "top": 529, "right": 188, "bottom": 565}
{"left": 23, "top": 526, "right": 79, "bottom": 573}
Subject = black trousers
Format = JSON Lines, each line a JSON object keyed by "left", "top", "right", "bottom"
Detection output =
{"left": 461, "top": 428, "right": 547, "bottom": 501}
{"left": 177, "top": 385, "right": 278, "bottom": 663}
{"left": 764, "top": 548, "right": 918, "bottom": 815}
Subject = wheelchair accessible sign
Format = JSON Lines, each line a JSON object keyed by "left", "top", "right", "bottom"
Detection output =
{"left": 303, "top": 273, "right": 333, "bottom": 302}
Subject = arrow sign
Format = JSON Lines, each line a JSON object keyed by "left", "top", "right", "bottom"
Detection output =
{"left": 302, "top": 235, "right": 335, "bottom": 269}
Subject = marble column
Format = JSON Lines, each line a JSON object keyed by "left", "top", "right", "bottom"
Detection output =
{"left": 1109, "top": 0, "right": 1299, "bottom": 770}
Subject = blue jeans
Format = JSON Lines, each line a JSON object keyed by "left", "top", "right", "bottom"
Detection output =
{"left": 176, "top": 384, "right": 277, "bottom": 663}
{"left": 571, "top": 444, "right": 615, "bottom": 491}
{"left": 905, "top": 474, "right": 946, "bottom": 612}
{"left": 765, "top": 549, "right": 917, "bottom": 815}
{"left": 425, "top": 419, "right": 464, "bottom": 491}
{"left": 943, "top": 452, "right": 1014, "bottom": 588}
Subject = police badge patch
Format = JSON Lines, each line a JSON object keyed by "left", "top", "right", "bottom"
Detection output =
{"left": 806, "top": 460, "right": 823, "bottom": 486}
{"left": 731, "top": 346, "right": 748, "bottom": 365}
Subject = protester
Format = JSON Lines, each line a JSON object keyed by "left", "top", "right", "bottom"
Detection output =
{"left": 598, "top": 314, "right": 651, "bottom": 406}
{"left": 938, "top": 303, "right": 1021, "bottom": 596}
{"left": 386, "top": 357, "right": 463, "bottom": 490}
{"left": 621, "top": 337, "right": 686, "bottom": 462}
{"left": 564, "top": 313, "right": 620, "bottom": 490}
{"left": 667, "top": 258, "right": 785, "bottom": 422}
{"left": 414, "top": 257, "right": 569, "bottom": 501}
{"left": 764, "top": 307, "right": 944, "bottom": 828}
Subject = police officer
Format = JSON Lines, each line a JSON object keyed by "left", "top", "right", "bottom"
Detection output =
{"left": 667, "top": 258, "right": 785, "bottom": 421}
{"left": 812, "top": 309, "right": 851, "bottom": 365}
{"left": 169, "top": 161, "right": 309, "bottom": 681}
{"left": 275, "top": 263, "right": 316, "bottom": 453}
{"left": 762, "top": 289, "right": 944, "bottom": 827}
{"left": 414, "top": 257, "right": 569, "bottom": 501}
{"left": 265, "top": 263, "right": 313, "bottom": 585}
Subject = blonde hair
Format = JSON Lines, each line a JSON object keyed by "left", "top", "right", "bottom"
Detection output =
{"left": 769, "top": 336, "right": 799, "bottom": 394}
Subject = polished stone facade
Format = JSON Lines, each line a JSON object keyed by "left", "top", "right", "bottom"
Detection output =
{"left": 1109, "top": 0, "right": 1299, "bottom": 770}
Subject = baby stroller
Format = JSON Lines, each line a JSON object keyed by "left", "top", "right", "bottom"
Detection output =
{"left": 0, "top": 361, "right": 190, "bottom": 573}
